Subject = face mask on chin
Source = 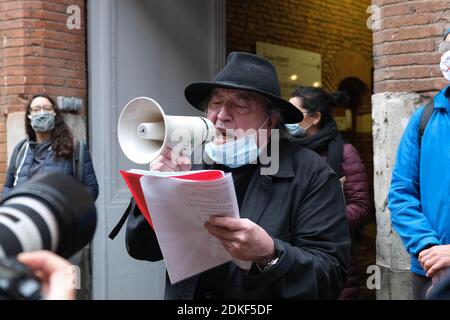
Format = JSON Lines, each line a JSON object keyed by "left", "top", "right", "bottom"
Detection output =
{"left": 204, "top": 118, "right": 269, "bottom": 168}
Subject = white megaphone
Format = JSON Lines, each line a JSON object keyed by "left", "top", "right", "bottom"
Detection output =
{"left": 118, "top": 97, "right": 216, "bottom": 164}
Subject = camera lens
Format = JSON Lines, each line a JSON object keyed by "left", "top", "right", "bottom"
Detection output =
{"left": 0, "top": 172, "right": 97, "bottom": 258}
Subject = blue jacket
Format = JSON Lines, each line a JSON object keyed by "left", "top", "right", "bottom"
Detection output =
{"left": 2, "top": 139, "right": 99, "bottom": 201}
{"left": 388, "top": 85, "right": 450, "bottom": 276}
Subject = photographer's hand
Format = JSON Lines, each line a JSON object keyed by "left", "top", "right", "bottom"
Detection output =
{"left": 17, "top": 251, "right": 76, "bottom": 300}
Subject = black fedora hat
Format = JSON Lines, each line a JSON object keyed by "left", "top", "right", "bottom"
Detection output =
{"left": 184, "top": 52, "right": 303, "bottom": 124}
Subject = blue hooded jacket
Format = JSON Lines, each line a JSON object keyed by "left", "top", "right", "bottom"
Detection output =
{"left": 2, "top": 139, "right": 99, "bottom": 201}
{"left": 388, "top": 85, "right": 450, "bottom": 276}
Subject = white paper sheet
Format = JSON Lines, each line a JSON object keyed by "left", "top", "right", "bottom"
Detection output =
{"left": 140, "top": 172, "right": 251, "bottom": 284}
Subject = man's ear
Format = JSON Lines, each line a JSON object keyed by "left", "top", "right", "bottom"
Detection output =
{"left": 311, "top": 112, "right": 321, "bottom": 126}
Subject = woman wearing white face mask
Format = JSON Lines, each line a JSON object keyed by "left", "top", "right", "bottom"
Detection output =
{"left": 287, "top": 86, "right": 370, "bottom": 300}
{"left": 2, "top": 94, "right": 98, "bottom": 200}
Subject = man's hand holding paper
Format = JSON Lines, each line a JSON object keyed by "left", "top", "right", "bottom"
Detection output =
{"left": 139, "top": 163, "right": 251, "bottom": 284}
{"left": 204, "top": 216, "right": 275, "bottom": 265}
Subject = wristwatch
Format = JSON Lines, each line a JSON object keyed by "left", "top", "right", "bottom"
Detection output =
{"left": 256, "top": 257, "right": 279, "bottom": 272}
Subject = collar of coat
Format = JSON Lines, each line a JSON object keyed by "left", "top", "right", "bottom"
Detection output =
{"left": 435, "top": 85, "right": 450, "bottom": 111}
{"left": 260, "top": 137, "right": 295, "bottom": 179}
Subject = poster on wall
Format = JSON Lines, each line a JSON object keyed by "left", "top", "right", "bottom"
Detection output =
{"left": 256, "top": 42, "right": 321, "bottom": 100}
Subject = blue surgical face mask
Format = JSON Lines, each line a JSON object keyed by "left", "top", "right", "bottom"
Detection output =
{"left": 28, "top": 111, "right": 56, "bottom": 133}
{"left": 285, "top": 123, "right": 310, "bottom": 137}
{"left": 204, "top": 118, "right": 268, "bottom": 168}
{"left": 205, "top": 134, "right": 259, "bottom": 168}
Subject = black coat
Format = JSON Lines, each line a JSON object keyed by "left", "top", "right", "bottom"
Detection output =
{"left": 125, "top": 138, "right": 350, "bottom": 299}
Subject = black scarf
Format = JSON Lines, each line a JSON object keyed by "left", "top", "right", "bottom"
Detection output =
{"left": 294, "top": 120, "right": 344, "bottom": 178}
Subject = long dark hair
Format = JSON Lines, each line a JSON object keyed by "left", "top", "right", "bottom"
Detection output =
{"left": 25, "top": 94, "right": 74, "bottom": 160}
{"left": 291, "top": 87, "right": 349, "bottom": 128}
{"left": 291, "top": 87, "right": 346, "bottom": 178}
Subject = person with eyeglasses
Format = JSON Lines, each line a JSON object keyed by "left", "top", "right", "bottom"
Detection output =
{"left": 286, "top": 86, "right": 370, "bottom": 300}
{"left": 2, "top": 94, "right": 98, "bottom": 200}
{"left": 124, "top": 52, "right": 350, "bottom": 300}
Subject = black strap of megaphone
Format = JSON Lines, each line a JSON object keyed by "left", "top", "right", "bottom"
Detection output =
{"left": 199, "top": 117, "right": 210, "bottom": 143}
{"left": 108, "top": 200, "right": 133, "bottom": 240}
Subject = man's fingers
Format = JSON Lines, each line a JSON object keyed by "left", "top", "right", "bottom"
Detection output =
{"left": 426, "top": 261, "right": 450, "bottom": 278}
{"left": 427, "top": 263, "right": 443, "bottom": 278}
{"left": 422, "top": 256, "right": 438, "bottom": 272}
{"left": 160, "top": 147, "right": 173, "bottom": 159}
{"left": 150, "top": 158, "right": 177, "bottom": 172}
{"left": 208, "top": 216, "right": 247, "bottom": 231}
{"left": 150, "top": 150, "right": 191, "bottom": 172}
{"left": 205, "top": 222, "right": 236, "bottom": 241}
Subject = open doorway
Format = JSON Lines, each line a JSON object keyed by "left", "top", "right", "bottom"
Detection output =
{"left": 226, "top": 0, "right": 375, "bottom": 299}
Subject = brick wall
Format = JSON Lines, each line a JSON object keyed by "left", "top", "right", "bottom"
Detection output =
{"left": 226, "top": 0, "right": 373, "bottom": 91}
{"left": 373, "top": 0, "right": 450, "bottom": 97}
{"left": 0, "top": 0, "right": 86, "bottom": 188}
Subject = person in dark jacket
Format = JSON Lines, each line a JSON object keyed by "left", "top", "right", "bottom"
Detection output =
{"left": 286, "top": 86, "right": 370, "bottom": 299}
{"left": 2, "top": 93, "right": 98, "bottom": 200}
{"left": 427, "top": 269, "right": 450, "bottom": 300}
{"left": 124, "top": 52, "right": 351, "bottom": 299}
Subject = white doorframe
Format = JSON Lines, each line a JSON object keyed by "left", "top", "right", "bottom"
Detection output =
{"left": 87, "top": 0, "right": 225, "bottom": 299}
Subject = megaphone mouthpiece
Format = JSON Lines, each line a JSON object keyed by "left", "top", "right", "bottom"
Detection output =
{"left": 137, "top": 122, "right": 165, "bottom": 140}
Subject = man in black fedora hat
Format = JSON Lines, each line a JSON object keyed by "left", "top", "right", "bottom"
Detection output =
{"left": 125, "top": 52, "right": 350, "bottom": 299}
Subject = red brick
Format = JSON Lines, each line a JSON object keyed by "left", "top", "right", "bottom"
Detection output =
{"left": 65, "top": 79, "right": 86, "bottom": 89}
{"left": 373, "top": 24, "right": 443, "bottom": 44}
{"left": 2, "top": 47, "right": 39, "bottom": 59}
{"left": 413, "top": 1, "right": 450, "bottom": 13}
{"left": 0, "top": 1, "right": 43, "bottom": 12}
{"left": 5, "top": 105, "right": 28, "bottom": 114}
{"left": 1, "top": 30, "right": 27, "bottom": 39}
{"left": 374, "top": 65, "right": 441, "bottom": 81}
{"left": 2, "top": 57, "right": 25, "bottom": 67}
{"left": 374, "top": 52, "right": 441, "bottom": 68}
{"left": 42, "top": 39, "right": 84, "bottom": 52}
{"left": 4, "top": 86, "right": 26, "bottom": 96}
{"left": 19, "top": 57, "right": 85, "bottom": 70}
{"left": 381, "top": 14, "right": 433, "bottom": 30}
{"left": 374, "top": 78, "right": 448, "bottom": 93}
{"left": 24, "top": 76, "right": 67, "bottom": 87}
{"left": 374, "top": 39, "right": 435, "bottom": 56}
{"left": 372, "top": 0, "right": 405, "bottom": 6}
{"left": 381, "top": 3, "right": 416, "bottom": 18}
{"left": 6, "top": 67, "right": 84, "bottom": 79}
{"left": 1, "top": 19, "right": 25, "bottom": 30}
